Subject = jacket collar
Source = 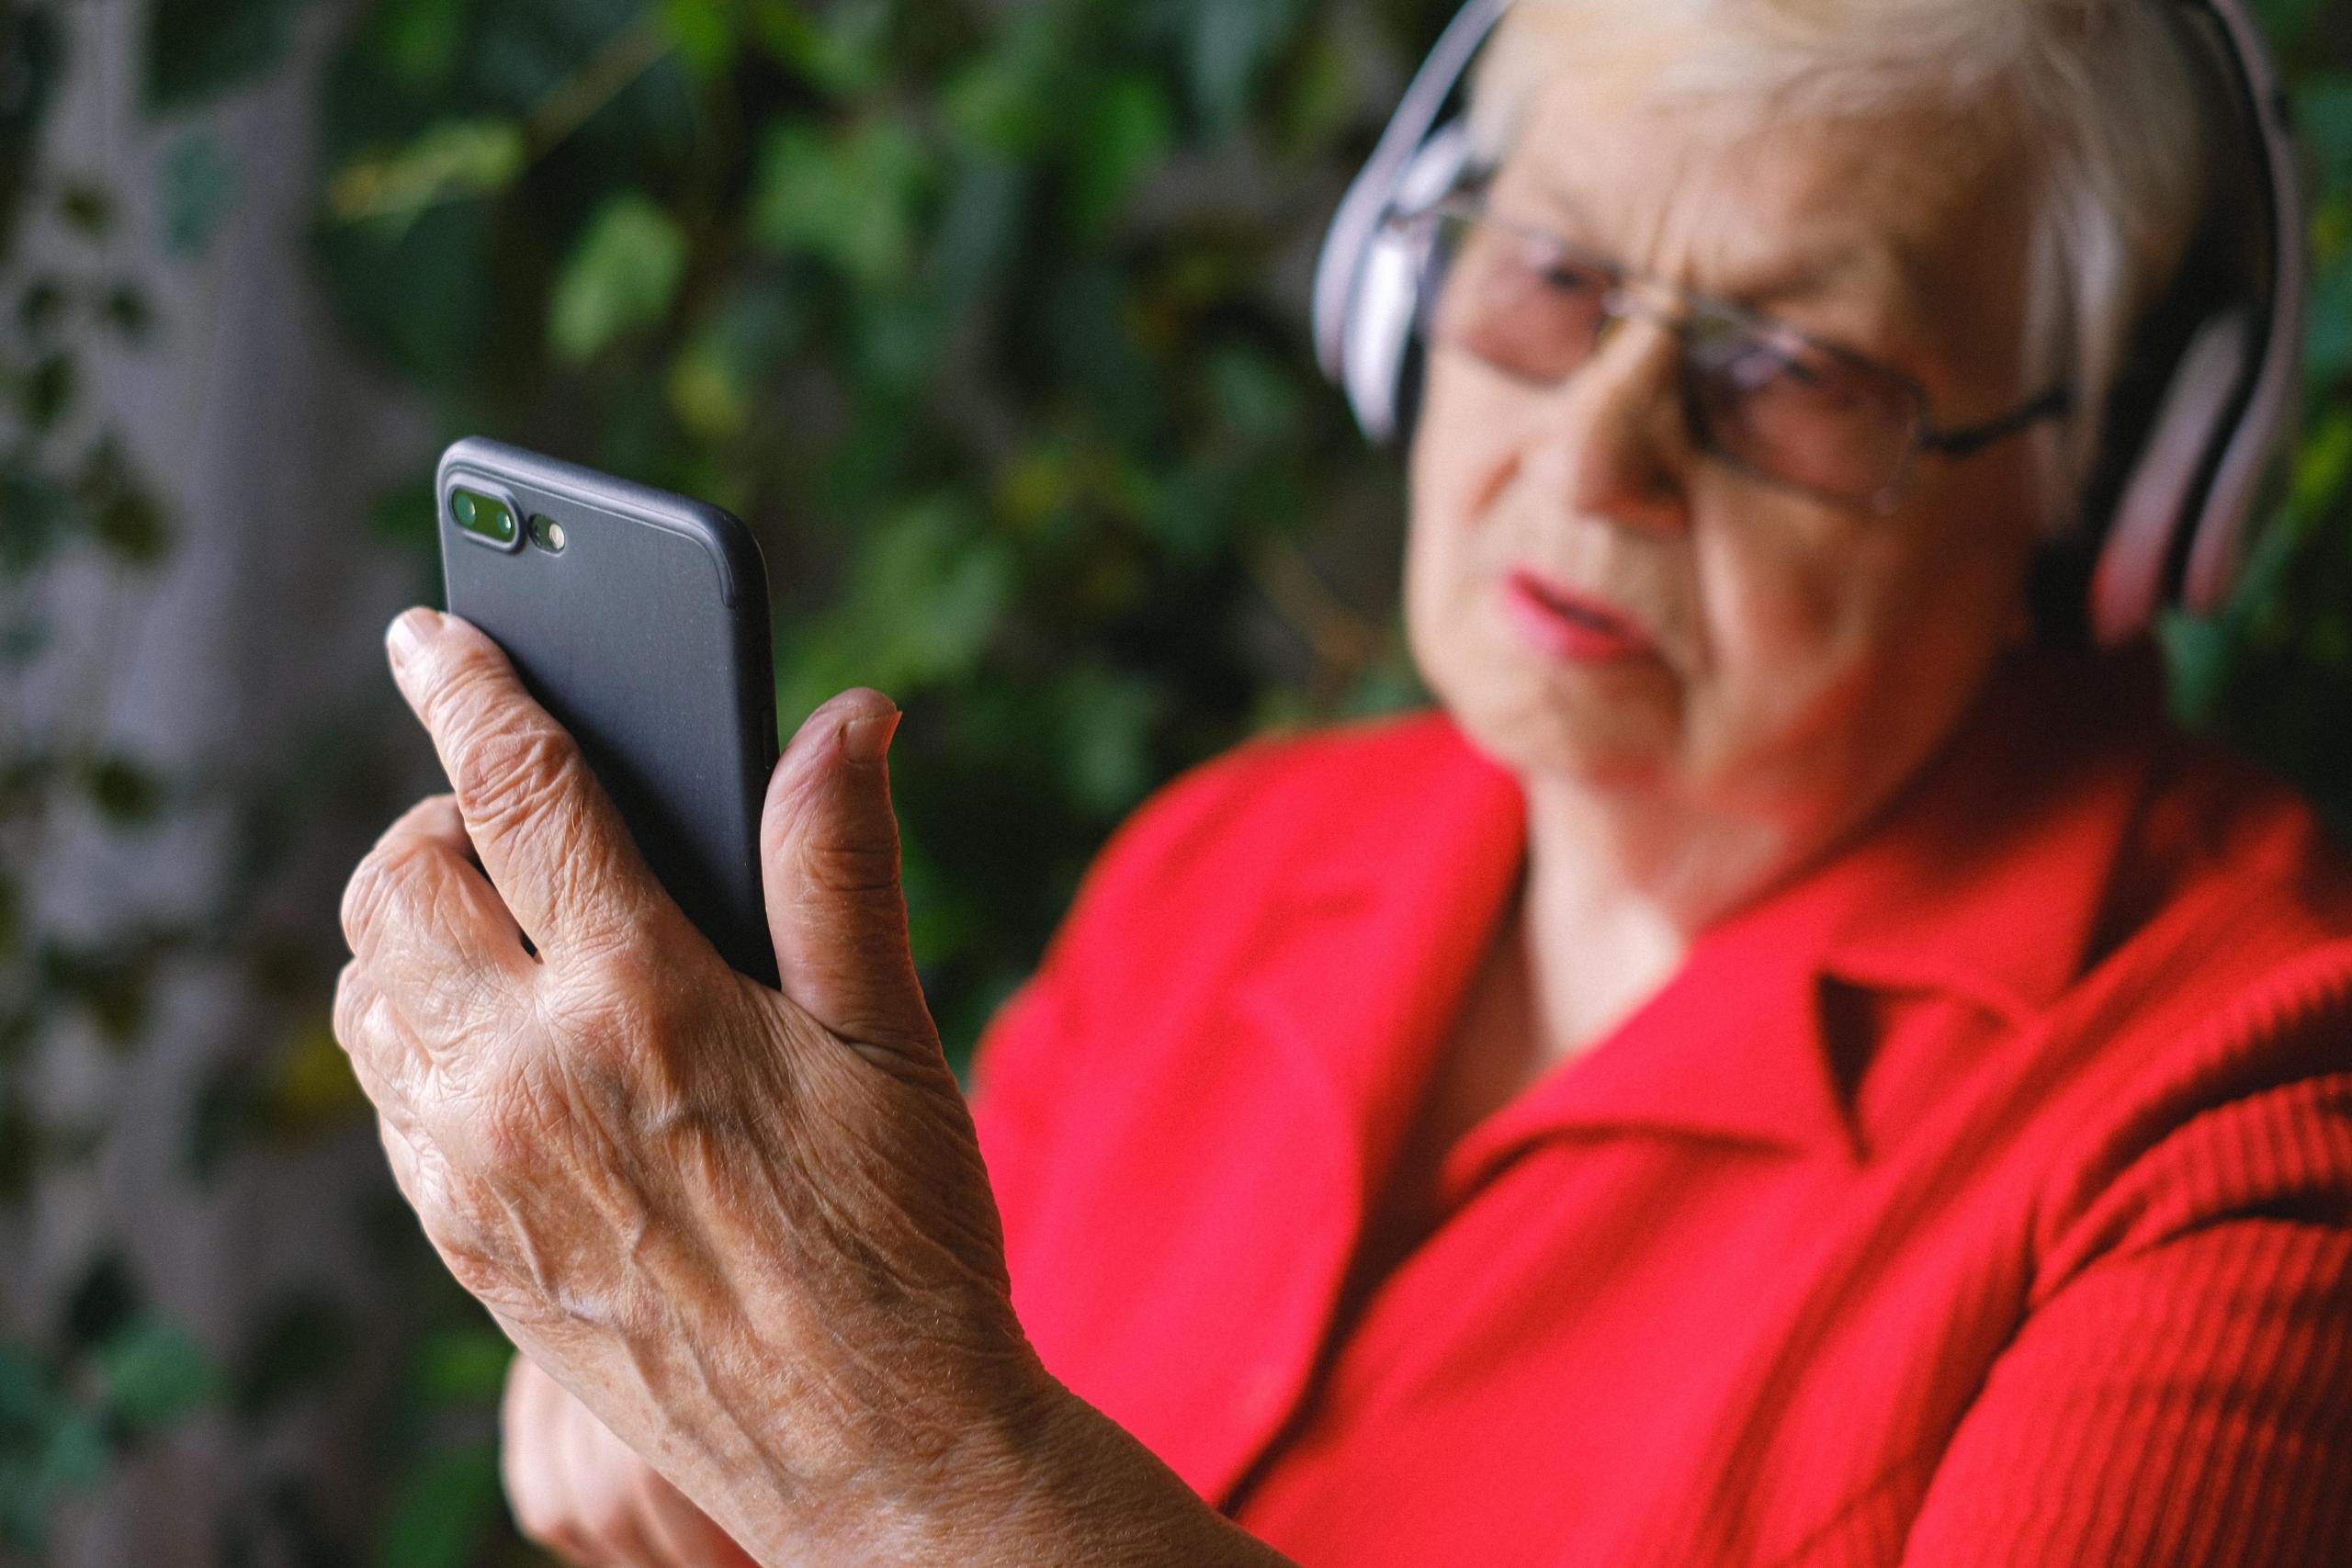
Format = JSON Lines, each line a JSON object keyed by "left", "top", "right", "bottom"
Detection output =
{"left": 1248, "top": 643, "right": 2167, "bottom": 1176}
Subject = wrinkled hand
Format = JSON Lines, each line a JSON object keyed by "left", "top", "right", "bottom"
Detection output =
{"left": 503, "top": 1352, "right": 757, "bottom": 1568}
{"left": 334, "top": 608, "right": 1056, "bottom": 1562}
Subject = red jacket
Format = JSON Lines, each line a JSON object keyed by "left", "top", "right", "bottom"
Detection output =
{"left": 969, "top": 646, "right": 2352, "bottom": 1566}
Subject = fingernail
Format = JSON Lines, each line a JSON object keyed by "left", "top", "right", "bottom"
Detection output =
{"left": 387, "top": 608, "right": 442, "bottom": 670}
{"left": 840, "top": 708, "right": 900, "bottom": 766}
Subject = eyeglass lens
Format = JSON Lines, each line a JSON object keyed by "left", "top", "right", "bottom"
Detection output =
{"left": 1421, "top": 209, "right": 1922, "bottom": 507}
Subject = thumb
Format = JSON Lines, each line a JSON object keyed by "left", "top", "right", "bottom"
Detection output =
{"left": 760, "top": 689, "right": 933, "bottom": 1057}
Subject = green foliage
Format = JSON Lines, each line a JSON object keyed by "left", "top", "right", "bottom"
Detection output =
{"left": 144, "top": 0, "right": 309, "bottom": 114}
{"left": 288, "top": 2, "right": 2352, "bottom": 1538}
{"left": 2, "top": 3, "right": 233, "bottom": 1556}
{"left": 0, "top": 1258, "right": 221, "bottom": 1554}
{"left": 373, "top": 1443, "right": 503, "bottom": 1568}
{"left": 159, "top": 132, "right": 241, "bottom": 255}
{"left": 2165, "top": 8, "right": 2352, "bottom": 814}
{"left": 5, "top": 0, "right": 2343, "bottom": 1562}
{"left": 548, "top": 191, "right": 687, "bottom": 360}
{"left": 312, "top": 0, "right": 1429, "bottom": 1061}
{"left": 329, "top": 118, "right": 525, "bottom": 231}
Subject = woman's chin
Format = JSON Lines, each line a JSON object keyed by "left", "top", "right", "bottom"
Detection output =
{"left": 1440, "top": 662, "right": 1685, "bottom": 796}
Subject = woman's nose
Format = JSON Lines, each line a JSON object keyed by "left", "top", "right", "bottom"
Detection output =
{"left": 1527, "top": 318, "right": 1691, "bottom": 533}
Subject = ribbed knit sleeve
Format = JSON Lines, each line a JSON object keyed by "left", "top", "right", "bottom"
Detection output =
{"left": 1899, "top": 960, "right": 2352, "bottom": 1565}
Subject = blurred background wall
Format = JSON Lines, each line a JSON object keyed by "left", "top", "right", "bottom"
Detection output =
{"left": 2, "top": 0, "right": 2347, "bottom": 1563}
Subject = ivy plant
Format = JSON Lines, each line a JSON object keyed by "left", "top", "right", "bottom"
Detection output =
{"left": 1, "top": 0, "right": 219, "bottom": 1556}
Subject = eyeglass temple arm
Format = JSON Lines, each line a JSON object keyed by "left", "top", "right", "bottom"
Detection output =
{"left": 1922, "top": 385, "right": 2075, "bottom": 457}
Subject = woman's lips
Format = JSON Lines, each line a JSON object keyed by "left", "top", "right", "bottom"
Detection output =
{"left": 1500, "top": 570, "right": 1655, "bottom": 664}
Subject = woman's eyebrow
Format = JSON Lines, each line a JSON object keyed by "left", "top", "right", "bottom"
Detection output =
{"left": 1498, "top": 172, "right": 1598, "bottom": 239}
{"left": 1513, "top": 177, "right": 1890, "bottom": 302}
{"left": 1711, "top": 240, "right": 1886, "bottom": 311}
{"left": 1499, "top": 174, "right": 1915, "bottom": 348}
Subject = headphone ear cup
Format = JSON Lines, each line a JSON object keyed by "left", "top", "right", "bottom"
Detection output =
{"left": 1333, "top": 122, "right": 1474, "bottom": 445}
{"left": 2088, "top": 310, "right": 2254, "bottom": 647}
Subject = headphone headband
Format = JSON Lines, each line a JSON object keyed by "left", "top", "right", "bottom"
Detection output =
{"left": 1312, "top": 0, "right": 2308, "bottom": 644}
{"left": 1311, "top": 0, "right": 1507, "bottom": 388}
{"left": 2175, "top": 0, "right": 2305, "bottom": 615}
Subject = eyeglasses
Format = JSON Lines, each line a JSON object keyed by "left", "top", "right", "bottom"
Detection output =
{"left": 1386, "top": 195, "right": 2073, "bottom": 513}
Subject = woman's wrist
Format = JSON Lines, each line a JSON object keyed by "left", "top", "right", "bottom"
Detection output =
{"left": 877, "top": 1373, "right": 1297, "bottom": 1568}
{"left": 726, "top": 1359, "right": 1293, "bottom": 1568}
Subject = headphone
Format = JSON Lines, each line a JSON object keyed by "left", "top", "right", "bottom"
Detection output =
{"left": 1311, "top": 0, "right": 2308, "bottom": 646}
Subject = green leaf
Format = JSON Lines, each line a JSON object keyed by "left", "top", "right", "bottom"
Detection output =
{"left": 661, "top": 0, "right": 739, "bottom": 78}
{"left": 86, "top": 757, "right": 165, "bottom": 828}
{"left": 60, "top": 1255, "right": 140, "bottom": 1353}
{"left": 407, "top": 1327, "right": 512, "bottom": 1406}
{"left": 781, "top": 498, "right": 1015, "bottom": 713}
{"left": 96, "top": 1318, "right": 220, "bottom": 1430}
{"left": 36, "top": 1408, "right": 107, "bottom": 1495}
{"left": 931, "top": 157, "right": 1027, "bottom": 316}
{"left": 667, "top": 335, "right": 751, "bottom": 439}
{"left": 1183, "top": 0, "right": 1307, "bottom": 139}
{"left": 1204, "top": 344, "right": 1306, "bottom": 446}
{"left": 1053, "top": 664, "right": 1160, "bottom": 815}
{"left": 92, "top": 491, "right": 170, "bottom": 568}
{"left": 144, "top": 0, "right": 303, "bottom": 113}
{"left": 0, "top": 1342, "right": 51, "bottom": 1430}
{"left": 2253, "top": 0, "right": 2328, "bottom": 49}
{"left": 101, "top": 284, "right": 153, "bottom": 341}
{"left": 1069, "top": 73, "right": 1174, "bottom": 235}
{"left": 0, "top": 467, "right": 67, "bottom": 572}
{"left": 2308, "top": 254, "right": 2352, "bottom": 390}
{"left": 261, "top": 1021, "right": 368, "bottom": 1138}
{"left": 548, "top": 194, "right": 689, "bottom": 364}
{"left": 314, "top": 199, "right": 496, "bottom": 385}
{"left": 328, "top": 119, "right": 525, "bottom": 231}
{"left": 373, "top": 1442, "right": 502, "bottom": 1568}
{"left": 186, "top": 1059, "right": 266, "bottom": 1185}
{"left": 54, "top": 181, "right": 112, "bottom": 237}
{"left": 942, "top": 31, "right": 1058, "bottom": 159}
{"left": 79, "top": 444, "right": 173, "bottom": 568}
{"left": 16, "top": 276, "right": 65, "bottom": 336}
{"left": 0, "top": 1096, "right": 35, "bottom": 1207}
{"left": 0, "top": 615, "right": 47, "bottom": 667}
{"left": 1276, "top": 24, "right": 1363, "bottom": 154}
{"left": 362, "top": 0, "right": 471, "bottom": 91}
{"left": 751, "top": 0, "right": 892, "bottom": 96}
{"left": 367, "top": 479, "right": 439, "bottom": 555}
{"left": 666, "top": 283, "right": 805, "bottom": 439}
{"left": 2305, "top": 75, "right": 2352, "bottom": 170}
{"left": 233, "top": 1293, "right": 352, "bottom": 1419}
{"left": 748, "top": 120, "right": 927, "bottom": 285}
{"left": 20, "top": 354, "right": 72, "bottom": 431}
{"left": 160, "top": 133, "right": 238, "bottom": 257}
{"left": 41, "top": 942, "right": 156, "bottom": 1046}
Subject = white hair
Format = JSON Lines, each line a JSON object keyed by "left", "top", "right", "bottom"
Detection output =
{"left": 1466, "top": 0, "right": 2219, "bottom": 534}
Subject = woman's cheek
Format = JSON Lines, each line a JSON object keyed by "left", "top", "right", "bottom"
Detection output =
{"left": 1676, "top": 523, "right": 1861, "bottom": 774}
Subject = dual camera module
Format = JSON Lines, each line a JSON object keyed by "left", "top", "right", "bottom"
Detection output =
{"left": 450, "top": 486, "right": 565, "bottom": 554}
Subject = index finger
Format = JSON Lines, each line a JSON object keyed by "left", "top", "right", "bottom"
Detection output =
{"left": 385, "top": 607, "right": 663, "bottom": 961}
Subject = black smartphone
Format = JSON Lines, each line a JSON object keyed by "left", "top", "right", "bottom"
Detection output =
{"left": 435, "top": 437, "right": 782, "bottom": 987}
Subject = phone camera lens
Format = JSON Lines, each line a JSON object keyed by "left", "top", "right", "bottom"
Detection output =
{"left": 451, "top": 486, "right": 522, "bottom": 550}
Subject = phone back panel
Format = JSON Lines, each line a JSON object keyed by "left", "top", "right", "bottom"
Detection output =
{"left": 436, "top": 437, "right": 781, "bottom": 987}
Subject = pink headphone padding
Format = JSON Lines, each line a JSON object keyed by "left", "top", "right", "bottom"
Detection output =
{"left": 2182, "top": 0, "right": 2308, "bottom": 615}
{"left": 2090, "top": 315, "right": 2251, "bottom": 647}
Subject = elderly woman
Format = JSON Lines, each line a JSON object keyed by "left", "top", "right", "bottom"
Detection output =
{"left": 333, "top": 0, "right": 2352, "bottom": 1562}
